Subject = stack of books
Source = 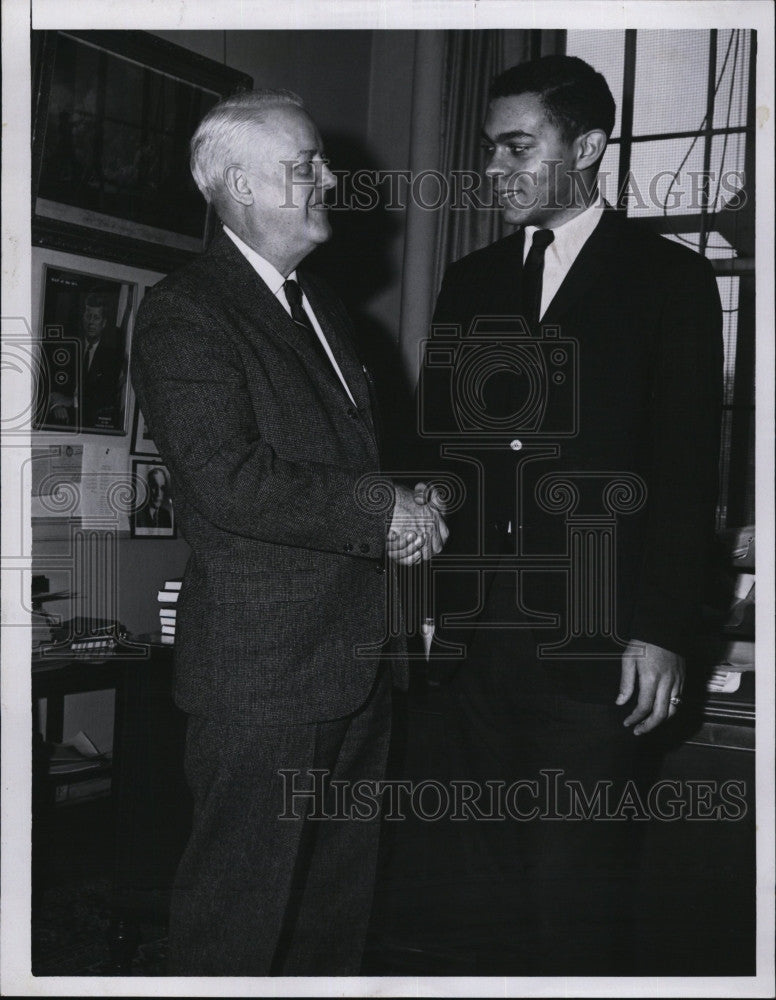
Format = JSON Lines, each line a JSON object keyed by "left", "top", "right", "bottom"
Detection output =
{"left": 158, "top": 579, "right": 182, "bottom": 644}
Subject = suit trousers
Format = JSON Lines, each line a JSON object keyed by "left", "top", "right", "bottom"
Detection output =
{"left": 445, "top": 576, "right": 648, "bottom": 975}
{"left": 168, "top": 664, "right": 392, "bottom": 976}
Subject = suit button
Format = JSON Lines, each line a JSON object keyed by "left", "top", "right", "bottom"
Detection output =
{"left": 359, "top": 543, "right": 370, "bottom": 554}
{"left": 509, "top": 439, "right": 523, "bottom": 451}
{"left": 343, "top": 542, "right": 353, "bottom": 552}
{"left": 347, "top": 406, "right": 358, "bottom": 418}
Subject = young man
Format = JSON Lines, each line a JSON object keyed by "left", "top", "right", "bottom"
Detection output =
{"left": 422, "top": 55, "right": 723, "bottom": 973}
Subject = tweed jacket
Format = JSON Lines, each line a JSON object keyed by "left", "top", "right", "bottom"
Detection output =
{"left": 132, "top": 233, "right": 407, "bottom": 723}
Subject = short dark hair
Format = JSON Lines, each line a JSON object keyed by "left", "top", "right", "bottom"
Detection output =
{"left": 83, "top": 291, "right": 108, "bottom": 315}
{"left": 489, "top": 55, "right": 616, "bottom": 141}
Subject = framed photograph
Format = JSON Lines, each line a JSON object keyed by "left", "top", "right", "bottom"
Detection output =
{"left": 131, "top": 400, "right": 160, "bottom": 457}
{"left": 33, "top": 259, "right": 137, "bottom": 435}
{"left": 31, "top": 30, "right": 252, "bottom": 272}
{"left": 130, "top": 459, "right": 176, "bottom": 539}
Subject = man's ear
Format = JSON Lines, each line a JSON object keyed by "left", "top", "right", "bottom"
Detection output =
{"left": 223, "top": 164, "right": 254, "bottom": 206}
{"left": 575, "top": 129, "right": 608, "bottom": 171}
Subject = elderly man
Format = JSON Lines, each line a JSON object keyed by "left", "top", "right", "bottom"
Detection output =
{"left": 421, "top": 55, "right": 722, "bottom": 973}
{"left": 131, "top": 89, "right": 446, "bottom": 976}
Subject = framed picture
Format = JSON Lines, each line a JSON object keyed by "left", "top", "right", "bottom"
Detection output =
{"left": 33, "top": 259, "right": 138, "bottom": 435}
{"left": 32, "top": 30, "right": 252, "bottom": 273}
{"left": 130, "top": 459, "right": 176, "bottom": 539}
{"left": 131, "top": 400, "right": 160, "bottom": 457}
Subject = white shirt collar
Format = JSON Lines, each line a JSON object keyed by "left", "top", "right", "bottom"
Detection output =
{"left": 523, "top": 196, "right": 605, "bottom": 269}
{"left": 222, "top": 225, "right": 298, "bottom": 294}
{"left": 221, "top": 225, "right": 358, "bottom": 406}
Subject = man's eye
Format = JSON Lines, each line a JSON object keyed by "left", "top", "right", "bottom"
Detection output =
{"left": 480, "top": 143, "right": 528, "bottom": 158}
{"left": 295, "top": 160, "right": 314, "bottom": 177}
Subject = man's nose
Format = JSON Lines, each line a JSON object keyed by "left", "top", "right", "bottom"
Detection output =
{"left": 318, "top": 160, "right": 336, "bottom": 191}
{"left": 484, "top": 150, "right": 505, "bottom": 180}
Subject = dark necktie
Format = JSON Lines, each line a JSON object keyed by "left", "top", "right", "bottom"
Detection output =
{"left": 83, "top": 341, "right": 97, "bottom": 378}
{"left": 522, "top": 228, "right": 555, "bottom": 333}
{"left": 283, "top": 278, "right": 332, "bottom": 371}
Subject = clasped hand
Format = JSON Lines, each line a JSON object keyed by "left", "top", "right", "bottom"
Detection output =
{"left": 386, "top": 482, "right": 449, "bottom": 566}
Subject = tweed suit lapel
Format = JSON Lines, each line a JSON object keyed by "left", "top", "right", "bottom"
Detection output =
{"left": 204, "top": 234, "right": 379, "bottom": 450}
{"left": 298, "top": 276, "right": 372, "bottom": 411}
{"left": 205, "top": 235, "right": 319, "bottom": 361}
{"left": 300, "top": 274, "right": 380, "bottom": 451}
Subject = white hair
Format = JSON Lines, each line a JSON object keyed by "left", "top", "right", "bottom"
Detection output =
{"left": 190, "top": 89, "right": 305, "bottom": 202}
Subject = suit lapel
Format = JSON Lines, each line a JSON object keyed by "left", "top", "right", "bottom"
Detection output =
{"left": 541, "top": 209, "right": 622, "bottom": 326}
{"left": 298, "top": 276, "right": 372, "bottom": 414}
{"left": 205, "top": 234, "right": 378, "bottom": 447}
{"left": 489, "top": 230, "right": 526, "bottom": 316}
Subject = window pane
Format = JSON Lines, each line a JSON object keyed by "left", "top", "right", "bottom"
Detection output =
{"left": 716, "top": 409, "right": 732, "bottom": 529}
{"left": 595, "top": 143, "right": 620, "bottom": 205}
{"left": 709, "top": 131, "right": 747, "bottom": 213}
{"left": 713, "top": 29, "right": 751, "bottom": 129}
{"left": 662, "top": 231, "right": 736, "bottom": 259}
{"left": 741, "top": 415, "right": 755, "bottom": 526}
{"left": 632, "top": 30, "right": 709, "bottom": 136}
{"left": 717, "top": 275, "right": 739, "bottom": 406}
{"left": 625, "top": 137, "right": 706, "bottom": 216}
{"left": 566, "top": 30, "right": 625, "bottom": 138}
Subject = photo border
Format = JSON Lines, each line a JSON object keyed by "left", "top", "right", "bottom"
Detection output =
{"left": 130, "top": 399, "right": 159, "bottom": 457}
{"left": 34, "top": 256, "right": 138, "bottom": 436}
{"left": 129, "top": 457, "right": 176, "bottom": 539}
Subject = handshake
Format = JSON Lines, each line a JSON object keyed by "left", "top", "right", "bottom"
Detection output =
{"left": 386, "top": 482, "right": 450, "bottom": 567}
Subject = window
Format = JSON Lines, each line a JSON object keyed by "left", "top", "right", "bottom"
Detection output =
{"left": 565, "top": 29, "right": 756, "bottom": 529}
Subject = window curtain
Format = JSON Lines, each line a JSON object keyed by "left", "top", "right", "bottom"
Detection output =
{"left": 433, "top": 30, "right": 533, "bottom": 291}
{"left": 396, "top": 30, "right": 532, "bottom": 382}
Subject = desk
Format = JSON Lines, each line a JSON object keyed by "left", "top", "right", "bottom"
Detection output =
{"left": 32, "top": 637, "right": 191, "bottom": 972}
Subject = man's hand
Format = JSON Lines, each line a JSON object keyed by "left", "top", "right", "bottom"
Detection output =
{"left": 386, "top": 482, "right": 449, "bottom": 566}
{"left": 617, "top": 639, "right": 685, "bottom": 736}
{"left": 47, "top": 392, "right": 73, "bottom": 425}
{"left": 49, "top": 405, "right": 70, "bottom": 424}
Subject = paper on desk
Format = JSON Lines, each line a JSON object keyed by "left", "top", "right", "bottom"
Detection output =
{"left": 706, "top": 669, "right": 743, "bottom": 695}
{"left": 49, "top": 729, "right": 110, "bottom": 774}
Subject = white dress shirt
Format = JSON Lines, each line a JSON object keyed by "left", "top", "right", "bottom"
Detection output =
{"left": 523, "top": 197, "right": 605, "bottom": 319}
{"left": 223, "top": 225, "right": 356, "bottom": 405}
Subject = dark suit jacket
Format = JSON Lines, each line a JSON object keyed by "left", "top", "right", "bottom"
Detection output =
{"left": 82, "top": 334, "right": 123, "bottom": 429}
{"left": 132, "top": 233, "right": 407, "bottom": 723}
{"left": 421, "top": 209, "right": 723, "bottom": 701}
{"left": 135, "top": 503, "right": 173, "bottom": 529}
